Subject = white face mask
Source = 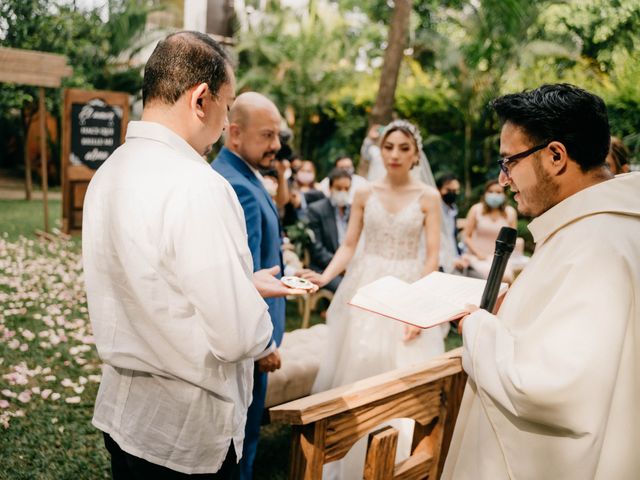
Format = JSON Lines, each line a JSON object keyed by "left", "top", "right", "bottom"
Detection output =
{"left": 263, "top": 179, "right": 278, "bottom": 197}
{"left": 485, "top": 192, "right": 505, "bottom": 208}
{"left": 296, "top": 171, "right": 315, "bottom": 185}
{"left": 331, "top": 190, "right": 350, "bottom": 207}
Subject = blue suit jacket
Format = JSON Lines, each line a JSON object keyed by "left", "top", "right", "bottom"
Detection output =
{"left": 212, "top": 147, "right": 285, "bottom": 346}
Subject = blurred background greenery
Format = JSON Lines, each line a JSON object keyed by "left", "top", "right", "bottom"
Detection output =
{"left": 1, "top": 0, "right": 639, "bottom": 208}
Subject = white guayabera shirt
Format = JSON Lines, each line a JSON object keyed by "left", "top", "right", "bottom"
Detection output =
{"left": 82, "top": 121, "right": 273, "bottom": 474}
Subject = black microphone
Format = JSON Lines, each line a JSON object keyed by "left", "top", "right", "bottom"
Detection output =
{"left": 479, "top": 226, "right": 518, "bottom": 312}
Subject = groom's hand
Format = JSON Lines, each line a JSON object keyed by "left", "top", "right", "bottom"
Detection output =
{"left": 258, "top": 349, "right": 281, "bottom": 373}
{"left": 253, "top": 266, "right": 314, "bottom": 297}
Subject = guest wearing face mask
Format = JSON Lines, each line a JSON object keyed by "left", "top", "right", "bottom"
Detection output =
{"left": 294, "top": 160, "right": 321, "bottom": 191}
{"left": 437, "top": 172, "right": 469, "bottom": 274}
{"left": 462, "top": 179, "right": 517, "bottom": 281}
{"left": 293, "top": 160, "right": 325, "bottom": 210}
{"left": 289, "top": 154, "right": 303, "bottom": 178}
{"left": 281, "top": 161, "right": 324, "bottom": 226}
{"left": 260, "top": 167, "right": 280, "bottom": 200}
{"left": 319, "top": 154, "right": 368, "bottom": 201}
{"left": 304, "top": 168, "right": 352, "bottom": 292}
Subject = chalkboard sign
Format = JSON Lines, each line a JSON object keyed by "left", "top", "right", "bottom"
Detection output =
{"left": 62, "top": 88, "right": 129, "bottom": 233}
{"left": 70, "top": 98, "right": 123, "bottom": 169}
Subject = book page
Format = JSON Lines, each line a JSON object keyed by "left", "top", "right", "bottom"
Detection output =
{"left": 349, "top": 272, "right": 507, "bottom": 329}
{"left": 411, "top": 272, "right": 496, "bottom": 303}
{"left": 348, "top": 276, "right": 413, "bottom": 322}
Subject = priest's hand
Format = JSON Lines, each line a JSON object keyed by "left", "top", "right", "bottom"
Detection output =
{"left": 258, "top": 349, "right": 281, "bottom": 373}
{"left": 457, "top": 304, "right": 479, "bottom": 334}
{"left": 453, "top": 257, "right": 470, "bottom": 271}
{"left": 403, "top": 324, "right": 422, "bottom": 342}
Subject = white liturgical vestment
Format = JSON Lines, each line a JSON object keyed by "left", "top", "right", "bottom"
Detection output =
{"left": 443, "top": 173, "right": 640, "bottom": 479}
{"left": 83, "top": 121, "right": 273, "bottom": 474}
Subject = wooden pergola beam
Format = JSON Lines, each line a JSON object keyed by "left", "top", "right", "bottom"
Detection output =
{"left": 0, "top": 47, "right": 72, "bottom": 87}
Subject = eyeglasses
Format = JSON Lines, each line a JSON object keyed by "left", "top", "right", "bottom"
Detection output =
{"left": 497, "top": 141, "right": 550, "bottom": 176}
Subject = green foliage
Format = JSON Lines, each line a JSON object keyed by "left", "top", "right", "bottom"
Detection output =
{"left": 284, "top": 220, "right": 315, "bottom": 260}
{"left": 0, "top": 0, "right": 154, "bottom": 94}
{"left": 308, "top": 95, "right": 372, "bottom": 176}
{"left": 290, "top": 0, "right": 640, "bottom": 190}
{"left": 235, "top": 0, "right": 384, "bottom": 158}
{"left": 0, "top": 0, "right": 157, "bottom": 173}
{"left": 540, "top": 0, "right": 640, "bottom": 72}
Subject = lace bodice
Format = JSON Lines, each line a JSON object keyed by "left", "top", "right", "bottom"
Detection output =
{"left": 363, "top": 192, "right": 424, "bottom": 260}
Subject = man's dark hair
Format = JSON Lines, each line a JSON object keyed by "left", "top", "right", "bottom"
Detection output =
{"left": 334, "top": 154, "right": 352, "bottom": 166}
{"left": 328, "top": 168, "right": 352, "bottom": 187}
{"left": 276, "top": 130, "right": 293, "bottom": 160}
{"left": 143, "top": 31, "right": 231, "bottom": 106}
{"left": 436, "top": 172, "right": 459, "bottom": 190}
{"left": 490, "top": 83, "right": 610, "bottom": 171}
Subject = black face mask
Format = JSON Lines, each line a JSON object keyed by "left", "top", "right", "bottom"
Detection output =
{"left": 442, "top": 192, "right": 458, "bottom": 205}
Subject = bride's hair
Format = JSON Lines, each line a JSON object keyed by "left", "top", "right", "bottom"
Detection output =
{"left": 380, "top": 119, "right": 423, "bottom": 153}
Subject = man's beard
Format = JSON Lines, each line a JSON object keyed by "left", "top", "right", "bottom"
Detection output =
{"left": 519, "top": 160, "right": 558, "bottom": 217}
{"left": 240, "top": 147, "right": 277, "bottom": 168}
{"left": 259, "top": 150, "right": 277, "bottom": 167}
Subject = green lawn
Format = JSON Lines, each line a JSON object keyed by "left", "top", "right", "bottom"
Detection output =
{"left": 0, "top": 199, "right": 63, "bottom": 242}
{"left": 0, "top": 198, "right": 461, "bottom": 479}
{"left": 0, "top": 234, "right": 108, "bottom": 479}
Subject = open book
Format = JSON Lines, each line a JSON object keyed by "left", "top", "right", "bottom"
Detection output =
{"left": 348, "top": 271, "right": 508, "bottom": 329}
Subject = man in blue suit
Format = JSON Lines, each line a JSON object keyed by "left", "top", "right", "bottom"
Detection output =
{"left": 212, "top": 92, "right": 285, "bottom": 479}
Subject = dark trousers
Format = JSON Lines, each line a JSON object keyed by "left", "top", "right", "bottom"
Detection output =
{"left": 104, "top": 433, "right": 236, "bottom": 480}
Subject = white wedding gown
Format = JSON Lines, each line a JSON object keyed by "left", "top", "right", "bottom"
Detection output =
{"left": 313, "top": 190, "right": 447, "bottom": 479}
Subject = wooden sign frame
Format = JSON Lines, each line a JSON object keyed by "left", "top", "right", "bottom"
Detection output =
{"left": 61, "top": 88, "right": 129, "bottom": 234}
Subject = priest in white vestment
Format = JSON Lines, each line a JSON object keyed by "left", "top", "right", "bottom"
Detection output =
{"left": 443, "top": 84, "right": 640, "bottom": 480}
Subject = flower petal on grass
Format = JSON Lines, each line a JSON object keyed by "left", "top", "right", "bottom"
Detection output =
{"left": 17, "top": 390, "right": 32, "bottom": 403}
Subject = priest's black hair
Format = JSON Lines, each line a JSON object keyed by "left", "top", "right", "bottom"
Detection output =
{"left": 490, "top": 84, "right": 610, "bottom": 172}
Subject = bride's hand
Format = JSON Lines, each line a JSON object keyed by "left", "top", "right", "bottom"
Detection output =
{"left": 297, "top": 269, "right": 327, "bottom": 287}
{"left": 403, "top": 325, "right": 422, "bottom": 343}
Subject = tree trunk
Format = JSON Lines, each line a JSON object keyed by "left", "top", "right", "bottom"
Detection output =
{"left": 22, "top": 107, "right": 33, "bottom": 201}
{"left": 369, "top": 0, "right": 412, "bottom": 126}
{"left": 463, "top": 121, "right": 472, "bottom": 202}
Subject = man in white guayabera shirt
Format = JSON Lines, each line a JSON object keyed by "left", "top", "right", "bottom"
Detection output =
{"left": 82, "top": 31, "right": 310, "bottom": 479}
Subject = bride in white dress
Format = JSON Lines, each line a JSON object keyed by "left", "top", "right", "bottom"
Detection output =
{"left": 302, "top": 120, "right": 446, "bottom": 479}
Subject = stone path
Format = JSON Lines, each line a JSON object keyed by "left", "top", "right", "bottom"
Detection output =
{"left": 0, "top": 171, "right": 62, "bottom": 200}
